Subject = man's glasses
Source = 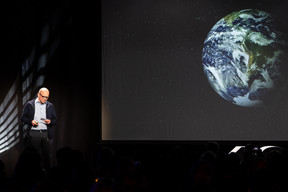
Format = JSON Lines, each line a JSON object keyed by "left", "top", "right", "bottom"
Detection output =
{"left": 40, "top": 93, "right": 49, "bottom": 99}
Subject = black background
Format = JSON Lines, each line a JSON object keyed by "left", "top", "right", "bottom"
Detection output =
{"left": 0, "top": 0, "right": 100, "bottom": 174}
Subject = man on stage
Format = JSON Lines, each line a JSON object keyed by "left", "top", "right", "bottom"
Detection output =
{"left": 20, "top": 87, "right": 57, "bottom": 170}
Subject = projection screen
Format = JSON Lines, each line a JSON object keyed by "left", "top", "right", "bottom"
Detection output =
{"left": 102, "top": 0, "right": 288, "bottom": 141}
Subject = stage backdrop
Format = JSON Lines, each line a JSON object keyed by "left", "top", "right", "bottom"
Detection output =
{"left": 0, "top": 1, "right": 99, "bottom": 175}
{"left": 102, "top": 0, "right": 288, "bottom": 141}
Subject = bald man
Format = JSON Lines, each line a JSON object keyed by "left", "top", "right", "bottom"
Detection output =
{"left": 21, "top": 87, "right": 57, "bottom": 170}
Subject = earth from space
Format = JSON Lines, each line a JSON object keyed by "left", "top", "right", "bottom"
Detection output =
{"left": 202, "top": 9, "right": 287, "bottom": 107}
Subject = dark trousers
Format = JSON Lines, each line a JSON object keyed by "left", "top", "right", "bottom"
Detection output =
{"left": 29, "top": 130, "right": 51, "bottom": 170}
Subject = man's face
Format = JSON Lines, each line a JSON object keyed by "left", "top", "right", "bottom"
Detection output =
{"left": 38, "top": 90, "right": 49, "bottom": 104}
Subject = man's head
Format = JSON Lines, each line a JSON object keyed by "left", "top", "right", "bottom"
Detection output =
{"left": 38, "top": 87, "right": 50, "bottom": 104}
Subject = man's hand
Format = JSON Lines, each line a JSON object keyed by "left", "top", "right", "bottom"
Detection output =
{"left": 43, "top": 119, "right": 51, "bottom": 124}
{"left": 32, "top": 120, "right": 38, "bottom": 126}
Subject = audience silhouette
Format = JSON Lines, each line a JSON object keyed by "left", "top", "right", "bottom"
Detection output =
{"left": 0, "top": 142, "right": 288, "bottom": 191}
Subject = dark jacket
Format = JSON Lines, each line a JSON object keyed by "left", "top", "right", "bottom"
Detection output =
{"left": 20, "top": 99, "right": 57, "bottom": 139}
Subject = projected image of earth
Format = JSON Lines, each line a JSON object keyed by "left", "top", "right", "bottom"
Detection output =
{"left": 202, "top": 9, "right": 287, "bottom": 107}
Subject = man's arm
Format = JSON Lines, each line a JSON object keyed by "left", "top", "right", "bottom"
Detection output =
{"left": 47, "top": 103, "right": 57, "bottom": 126}
{"left": 20, "top": 103, "right": 33, "bottom": 126}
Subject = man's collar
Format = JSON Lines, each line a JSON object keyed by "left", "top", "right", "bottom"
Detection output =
{"left": 35, "top": 98, "right": 46, "bottom": 104}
